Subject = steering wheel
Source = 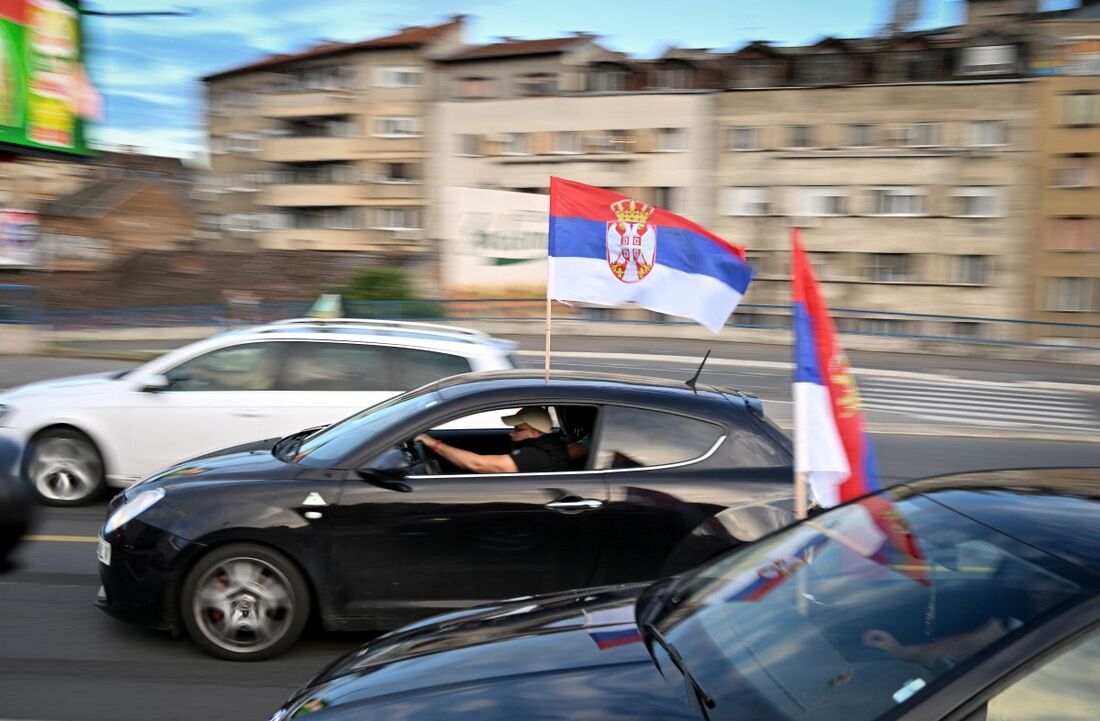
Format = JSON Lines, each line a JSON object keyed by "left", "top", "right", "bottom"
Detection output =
{"left": 406, "top": 439, "right": 441, "bottom": 475}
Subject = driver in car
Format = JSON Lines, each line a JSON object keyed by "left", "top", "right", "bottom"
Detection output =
{"left": 415, "top": 407, "right": 568, "bottom": 474}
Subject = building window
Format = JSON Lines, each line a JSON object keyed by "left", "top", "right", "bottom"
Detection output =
{"left": 654, "top": 187, "right": 682, "bottom": 212}
{"left": 847, "top": 124, "right": 873, "bottom": 147}
{"left": 956, "top": 255, "right": 989, "bottom": 284}
{"left": 1046, "top": 277, "right": 1093, "bottom": 311}
{"left": 516, "top": 72, "right": 557, "bottom": 96}
{"left": 655, "top": 128, "right": 687, "bottom": 151}
{"left": 735, "top": 58, "right": 777, "bottom": 88}
{"left": 960, "top": 45, "right": 1017, "bottom": 75}
{"left": 373, "top": 208, "right": 422, "bottom": 230}
{"left": 789, "top": 125, "right": 813, "bottom": 148}
{"left": 802, "top": 54, "right": 850, "bottom": 85}
{"left": 865, "top": 253, "right": 912, "bottom": 282}
{"left": 554, "top": 131, "right": 581, "bottom": 154}
{"left": 797, "top": 187, "right": 848, "bottom": 216}
{"left": 903, "top": 122, "right": 940, "bottom": 147}
{"left": 291, "top": 207, "right": 361, "bottom": 230}
{"left": 226, "top": 133, "right": 258, "bottom": 154}
{"left": 858, "top": 318, "right": 909, "bottom": 335}
{"left": 588, "top": 69, "right": 627, "bottom": 92}
{"left": 501, "top": 133, "right": 530, "bottom": 155}
{"left": 1051, "top": 155, "right": 1097, "bottom": 188}
{"left": 871, "top": 187, "right": 926, "bottom": 216}
{"left": 1062, "top": 93, "right": 1100, "bottom": 126}
{"left": 951, "top": 187, "right": 1001, "bottom": 218}
{"left": 953, "top": 322, "right": 985, "bottom": 339}
{"left": 654, "top": 65, "right": 692, "bottom": 88}
{"left": 970, "top": 120, "right": 1007, "bottom": 146}
{"left": 723, "top": 187, "right": 770, "bottom": 216}
{"left": 726, "top": 126, "right": 760, "bottom": 151}
{"left": 377, "top": 162, "right": 420, "bottom": 183}
{"left": 1047, "top": 218, "right": 1091, "bottom": 251}
{"left": 374, "top": 116, "right": 421, "bottom": 138}
{"left": 456, "top": 134, "right": 481, "bottom": 156}
{"left": 377, "top": 65, "right": 422, "bottom": 87}
{"left": 453, "top": 76, "right": 496, "bottom": 99}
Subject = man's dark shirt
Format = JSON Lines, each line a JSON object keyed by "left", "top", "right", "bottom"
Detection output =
{"left": 511, "top": 434, "right": 568, "bottom": 473}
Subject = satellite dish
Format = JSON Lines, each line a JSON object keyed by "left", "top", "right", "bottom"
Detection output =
{"left": 892, "top": 0, "right": 922, "bottom": 32}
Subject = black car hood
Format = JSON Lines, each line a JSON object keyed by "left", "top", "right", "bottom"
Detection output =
{"left": 274, "top": 584, "right": 697, "bottom": 721}
{"left": 131, "top": 444, "right": 286, "bottom": 493}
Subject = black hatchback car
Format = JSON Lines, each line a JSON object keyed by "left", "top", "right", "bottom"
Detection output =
{"left": 269, "top": 468, "right": 1100, "bottom": 721}
{"left": 96, "top": 371, "right": 795, "bottom": 660}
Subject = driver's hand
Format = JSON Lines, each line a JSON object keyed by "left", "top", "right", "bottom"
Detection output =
{"left": 863, "top": 629, "right": 901, "bottom": 656}
{"left": 414, "top": 434, "right": 435, "bottom": 448}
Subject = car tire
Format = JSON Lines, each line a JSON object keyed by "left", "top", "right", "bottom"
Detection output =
{"left": 24, "top": 428, "right": 106, "bottom": 507}
{"left": 181, "top": 543, "right": 310, "bottom": 661}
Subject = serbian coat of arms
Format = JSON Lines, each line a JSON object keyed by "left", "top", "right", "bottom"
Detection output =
{"left": 606, "top": 199, "right": 656, "bottom": 283}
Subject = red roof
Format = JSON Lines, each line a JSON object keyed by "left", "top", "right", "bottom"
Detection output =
{"left": 441, "top": 35, "right": 592, "bottom": 62}
{"left": 204, "top": 16, "right": 464, "bottom": 82}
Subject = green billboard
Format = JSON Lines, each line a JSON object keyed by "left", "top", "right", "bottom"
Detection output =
{"left": 0, "top": 0, "right": 91, "bottom": 157}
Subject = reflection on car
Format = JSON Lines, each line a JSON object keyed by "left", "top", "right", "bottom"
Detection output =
{"left": 95, "top": 370, "right": 794, "bottom": 660}
{"left": 268, "top": 467, "right": 1100, "bottom": 721}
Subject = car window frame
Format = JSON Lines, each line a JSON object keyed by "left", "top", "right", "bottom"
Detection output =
{"left": 389, "top": 345, "right": 476, "bottom": 389}
{"left": 921, "top": 597, "right": 1100, "bottom": 721}
{"left": 589, "top": 402, "right": 729, "bottom": 472}
{"left": 159, "top": 339, "right": 291, "bottom": 393}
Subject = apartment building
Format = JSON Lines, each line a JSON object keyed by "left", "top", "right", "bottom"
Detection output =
{"left": 1029, "top": 13, "right": 1100, "bottom": 341}
{"left": 201, "top": 16, "right": 465, "bottom": 252}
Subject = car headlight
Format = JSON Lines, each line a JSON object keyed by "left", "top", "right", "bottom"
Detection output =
{"left": 103, "top": 488, "right": 165, "bottom": 535}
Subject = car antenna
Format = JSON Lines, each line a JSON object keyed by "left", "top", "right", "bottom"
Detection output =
{"left": 685, "top": 349, "right": 711, "bottom": 394}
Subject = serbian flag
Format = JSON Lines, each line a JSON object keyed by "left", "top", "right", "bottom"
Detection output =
{"left": 548, "top": 177, "right": 754, "bottom": 333}
{"left": 792, "top": 228, "right": 879, "bottom": 507}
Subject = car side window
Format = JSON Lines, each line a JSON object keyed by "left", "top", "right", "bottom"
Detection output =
{"left": 280, "top": 342, "right": 392, "bottom": 391}
{"left": 392, "top": 348, "right": 472, "bottom": 389}
{"left": 985, "top": 626, "right": 1100, "bottom": 720}
{"left": 163, "top": 342, "right": 285, "bottom": 392}
{"left": 593, "top": 406, "right": 723, "bottom": 470}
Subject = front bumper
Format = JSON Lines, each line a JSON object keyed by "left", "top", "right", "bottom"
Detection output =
{"left": 95, "top": 518, "right": 205, "bottom": 633}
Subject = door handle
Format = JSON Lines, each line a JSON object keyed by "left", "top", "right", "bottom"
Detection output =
{"left": 545, "top": 498, "right": 604, "bottom": 513}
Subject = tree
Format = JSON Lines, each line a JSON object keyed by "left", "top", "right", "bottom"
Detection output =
{"left": 343, "top": 267, "right": 413, "bottom": 301}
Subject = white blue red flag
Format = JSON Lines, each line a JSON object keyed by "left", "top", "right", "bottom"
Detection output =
{"left": 791, "top": 228, "right": 879, "bottom": 508}
{"left": 548, "top": 177, "right": 754, "bottom": 333}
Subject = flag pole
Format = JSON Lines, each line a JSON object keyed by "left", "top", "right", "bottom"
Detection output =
{"left": 544, "top": 295, "right": 552, "bottom": 382}
{"left": 795, "top": 471, "right": 808, "bottom": 519}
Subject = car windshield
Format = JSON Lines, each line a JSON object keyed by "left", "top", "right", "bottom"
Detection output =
{"left": 291, "top": 384, "right": 443, "bottom": 467}
{"left": 650, "top": 492, "right": 1093, "bottom": 721}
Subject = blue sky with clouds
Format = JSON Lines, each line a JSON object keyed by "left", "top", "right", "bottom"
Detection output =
{"left": 82, "top": 0, "right": 1078, "bottom": 161}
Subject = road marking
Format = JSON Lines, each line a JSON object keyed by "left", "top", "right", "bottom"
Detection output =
{"left": 22, "top": 534, "right": 98, "bottom": 543}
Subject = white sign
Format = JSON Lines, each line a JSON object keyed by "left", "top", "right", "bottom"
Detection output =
{"left": 440, "top": 187, "right": 549, "bottom": 294}
{"left": 0, "top": 210, "right": 39, "bottom": 268}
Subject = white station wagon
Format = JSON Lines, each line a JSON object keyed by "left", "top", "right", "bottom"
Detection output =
{"left": 0, "top": 319, "right": 516, "bottom": 505}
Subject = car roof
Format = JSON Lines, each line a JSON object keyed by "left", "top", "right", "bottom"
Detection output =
{"left": 209, "top": 318, "right": 515, "bottom": 356}
{"left": 900, "top": 468, "right": 1100, "bottom": 576}
{"left": 428, "top": 369, "right": 743, "bottom": 413}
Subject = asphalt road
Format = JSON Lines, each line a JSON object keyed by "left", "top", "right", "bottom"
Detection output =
{"left": 1, "top": 351, "right": 1099, "bottom": 721}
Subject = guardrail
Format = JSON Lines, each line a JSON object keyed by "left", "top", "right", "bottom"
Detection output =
{"left": 20, "top": 299, "right": 1100, "bottom": 352}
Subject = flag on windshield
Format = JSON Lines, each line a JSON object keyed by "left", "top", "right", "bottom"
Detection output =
{"left": 791, "top": 228, "right": 879, "bottom": 507}
{"left": 548, "top": 177, "right": 754, "bottom": 333}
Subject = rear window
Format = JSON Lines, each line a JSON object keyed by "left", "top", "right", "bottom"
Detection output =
{"left": 593, "top": 406, "right": 723, "bottom": 469}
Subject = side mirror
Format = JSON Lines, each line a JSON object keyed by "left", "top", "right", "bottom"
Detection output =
{"left": 357, "top": 448, "right": 411, "bottom": 492}
{"left": 139, "top": 375, "right": 170, "bottom": 393}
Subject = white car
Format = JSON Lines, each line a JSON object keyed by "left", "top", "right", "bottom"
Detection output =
{"left": 0, "top": 318, "right": 516, "bottom": 506}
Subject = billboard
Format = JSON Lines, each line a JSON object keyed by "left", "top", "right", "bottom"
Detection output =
{"left": 0, "top": 0, "right": 91, "bottom": 156}
{"left": 439, "top": 187, "right": 549, "bottom": 294}
{"left": 0, "top": 209, "right": 38, "bottom": 266}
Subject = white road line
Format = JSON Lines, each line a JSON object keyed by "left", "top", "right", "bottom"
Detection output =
{"left": 861, "top": 391, "right": 1097, "bottom": 418}
{"left": 860, "top": 402, "right": 1095, "bottom": 429}
{"left": 860, "top": 378, "right": 1088, "bottom": 402}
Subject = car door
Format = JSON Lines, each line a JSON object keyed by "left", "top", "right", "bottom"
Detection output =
{"left": 107, "top": 341, "right": 291, "bottom": 479}
{"left": 332, "top": 410, "right": 609, "bottom": 626}
{"left": 276, "top": 341, "right": 476, "bottom": 433}
{"left": 590, "top": 404, "right": 743, "bottom": 584}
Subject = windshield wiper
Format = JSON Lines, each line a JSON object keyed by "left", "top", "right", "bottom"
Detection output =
{"left": 643, "top": 622, "right": 716, "bottom": 718}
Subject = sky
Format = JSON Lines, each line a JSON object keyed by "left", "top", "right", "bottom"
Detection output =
{"left": 81, "top": 0, "right": 1080, "bottom": 162}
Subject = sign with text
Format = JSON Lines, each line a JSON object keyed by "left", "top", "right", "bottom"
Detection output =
{"left": 440, "top": 186, "right": 549, "bottom": 294}
{"left": 0, "top": 0, "right": 92, "bottom": 156}
{"left": 0, "top": 208, "right": 38, "bottom": 266}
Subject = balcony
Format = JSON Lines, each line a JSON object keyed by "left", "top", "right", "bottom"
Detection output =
{"left": 364, "top": 180, "right": 425, "bottom": 200}
{"left": 259, "top": 91, "right": 359, "bottom": 118}
{"left": 259, "top": 184, "right": 361, "bottom": 206}
{"left": 261, "top": 228, "right": 422, "bottom": 252}
{"left": 260, "top": 137, "right": 359, "bottom": 163}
